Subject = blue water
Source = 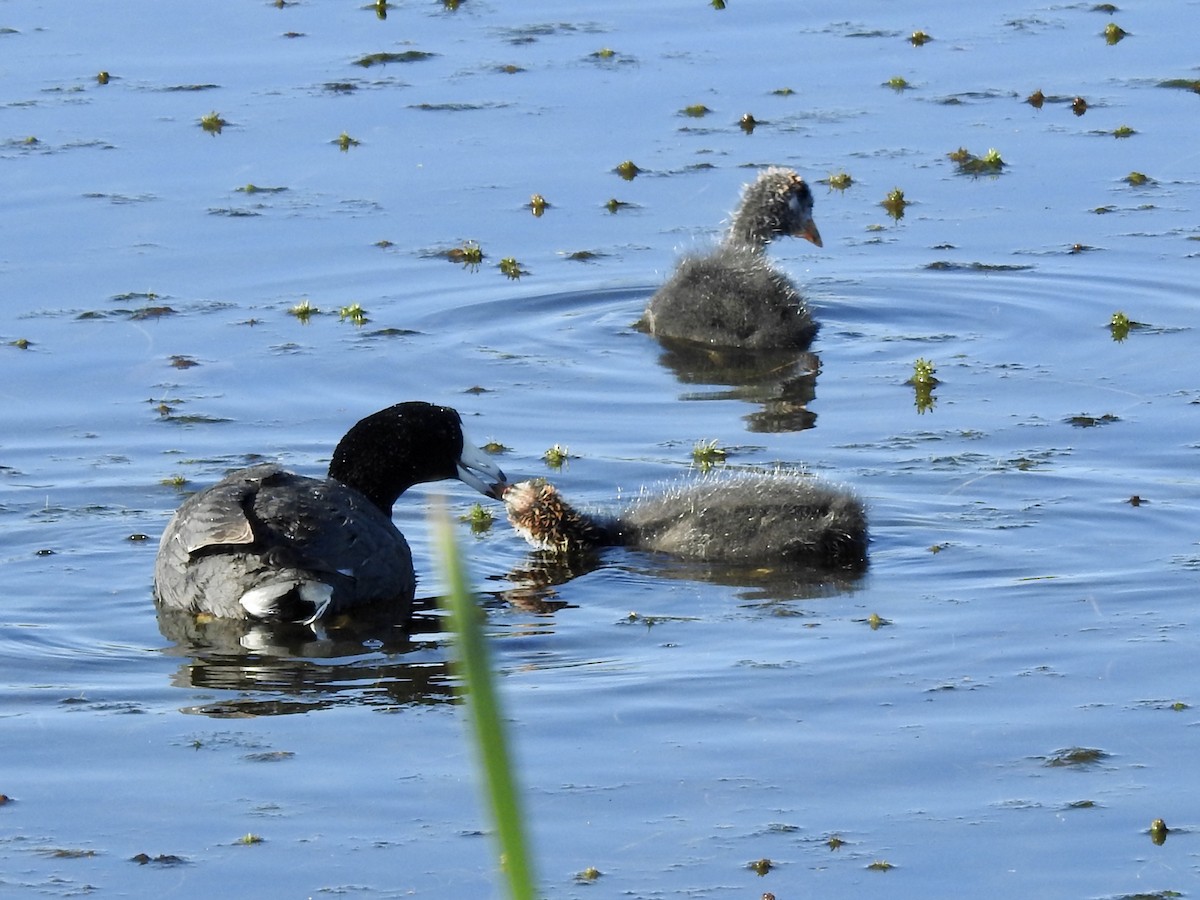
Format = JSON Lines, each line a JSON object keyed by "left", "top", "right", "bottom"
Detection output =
{"left": 3, "top": 1, "right": 1199, "bottom": 896}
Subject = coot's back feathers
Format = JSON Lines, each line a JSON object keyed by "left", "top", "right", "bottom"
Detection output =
{"left": 153, "top": 401, "right": 506, "bottom": 624}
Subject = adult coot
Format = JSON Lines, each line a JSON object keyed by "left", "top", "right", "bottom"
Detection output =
{"left": 154, "top": 401, "right": 507, "bottom": 624}
{"left": 639, "top": 167, "right": 823, "bottom": 350}
{"left": 503, "top": 471, "right": 867, "bottom": 570}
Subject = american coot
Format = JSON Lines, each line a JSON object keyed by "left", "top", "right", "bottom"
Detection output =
{"left": 639, "top": 167, "right": 823, "bottom": 350}
{"left": 503, "top": 471, "right": 867, "bottom": 570}
{"left": 153, "top": 401, "right": 507, "bottom": 624}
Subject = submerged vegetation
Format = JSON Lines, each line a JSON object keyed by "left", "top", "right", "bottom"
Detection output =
{"left": 1159, "top": 77, "right": 1200, "bottom": 93}
{"left": 353, "top": 50, "right": 436, "bottom": 67}
{"left": 1043, "top": 747, "right": 1110, "bottom": 767}
{"left": 948, "top": 146, "right": 1006, "bottom": 175}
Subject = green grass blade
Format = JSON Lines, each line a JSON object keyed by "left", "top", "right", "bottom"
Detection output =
{"left": 432, "top": 501, "right": 537, "bottom": 900}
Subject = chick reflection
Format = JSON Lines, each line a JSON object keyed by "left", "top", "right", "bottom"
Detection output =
{"left": 651, "top": 338, "right": 820, "bottom": 433}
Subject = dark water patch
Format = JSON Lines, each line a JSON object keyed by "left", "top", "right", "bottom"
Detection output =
{"left": 243, "top": 750, "right": 295, "bottom": 762}
{"left": 234, "top": 184, "right": 287, "bottom": 195}
{"left": 925, "top": 261, "right": 1034, "bottom": 272}
{"left": 156, "top": 410, "right": 234, "bottom": 426}
{"left": 353, "top": 51, "right": 436, "bottom": 67}
{"left": 493, "top": 22, "right": 607, "bottom": 45}
{"left": 410, "top": 101, "right": 513, "bottom": 112}
{"left": 207, "top": 207, "right": 262, "bottom": 218}
{"left": 1041, "top": 747, "right": 1111, "bottom": 768}
{"left": 155, "top": 83, "right": 220, "bottom": 92}
{"left": 130, "top": 853, "right": 188, "bottom": 866}
{"left": 1064, "top": 413, "right": 1119, "bottom": 427}
{"left": 561, "top": 249, "right": 609, "bottom": 262}
{"left": 83, "top": 191, "right": 157, "bottom": 204}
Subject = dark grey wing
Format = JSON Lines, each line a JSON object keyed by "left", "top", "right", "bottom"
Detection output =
{"left": 174, "top": 464, "right": 277, "bottom": 555}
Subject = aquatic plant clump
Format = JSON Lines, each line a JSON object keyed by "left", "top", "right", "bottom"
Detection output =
{"left": 446, "top": 241, "right": 484, "bottom": 269}
{"left": 691, "top": 439, "right": 727, "bottom": 471}
{"left": 498, "top": 257, "right": 526, "bottom": 280}
{"left": 908, "top": 358, "right": 938, "bottom": 413}
{"left": 948, "top": 147, "right": 1006, "bottom": 175}
{"left": 881, "top": 188, "right": 908, "bottom": 220}
{"left": 542, "top": 444, "right": 570, "bottom": 469}
{"left": 338, "top": 303, "right": 368, "bottom": 325}
{"left": 199, "top": 111, "right": 227, "bottom": 135}
{"left": 461, "top": 503, "right": 495, "bottom": 533}
{"left": 909, "top": 358, "right": 938, "bottom": 386}
{"left": 288, "top": 299, "right": 319, "bottom": 322}
{"left": 614, "top": 160, "right": 641, "bottom": 180}
{"left": 1108, "top": 310, "right": 1147, "bottom": 341}
{"left": 826, "top": 170, "right": 853, "bottom": 191}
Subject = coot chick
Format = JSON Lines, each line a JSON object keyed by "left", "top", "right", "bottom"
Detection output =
{"left": 154, "top": 401, "right": 507, "bottom": 624}
{"left": 639, "top": 167, "right": 823, "bottom": 350}
{"left": 503, "top": 471, "right": 867, "bottom": 570}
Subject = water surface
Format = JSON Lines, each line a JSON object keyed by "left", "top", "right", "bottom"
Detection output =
{"left": 2, "top": 1, "right": 1199, "bottom": 897}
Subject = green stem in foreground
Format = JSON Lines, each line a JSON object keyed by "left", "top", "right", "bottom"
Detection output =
{"left": 432, "top": 502, "right": 537, "bottom": 900}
